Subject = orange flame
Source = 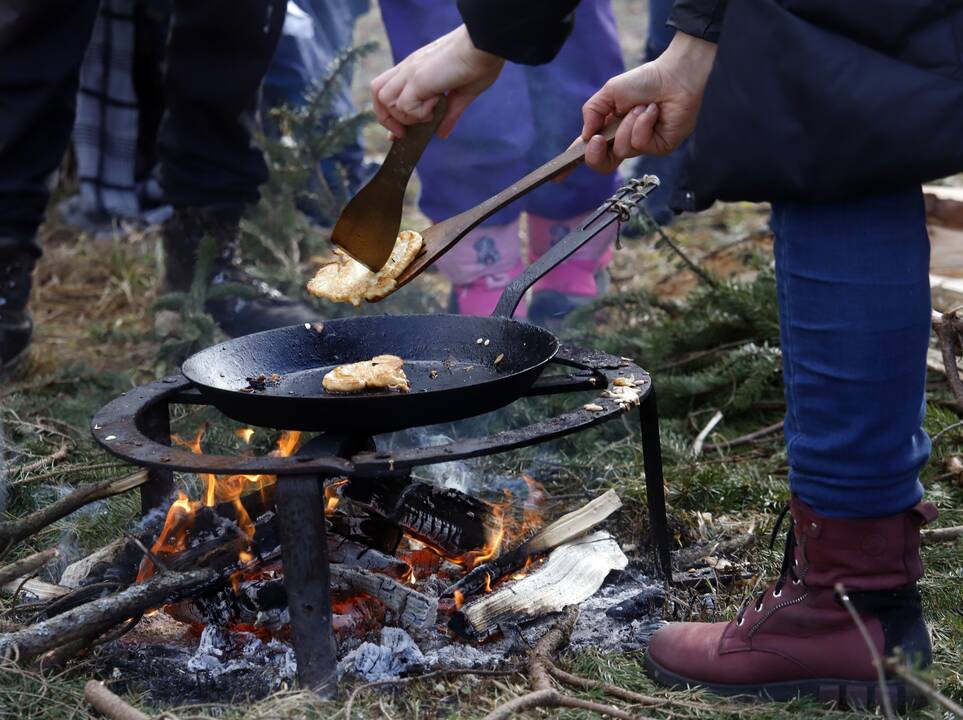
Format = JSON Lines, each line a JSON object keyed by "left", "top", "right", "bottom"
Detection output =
{"left": 138, "top": 428, "right": 303, "bottom": 583}
{"left": 235, "top": 427, "right": 255, "bottom": 444}
{"left": 453, "top": 590, "right": 465, "bottom": 610}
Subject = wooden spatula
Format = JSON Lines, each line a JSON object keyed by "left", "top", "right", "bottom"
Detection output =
{"left": 383, "top": 117, "right": 624, "bottom": 294}
{"left": 331, "top": 95, "right": 449, "bottom": 270}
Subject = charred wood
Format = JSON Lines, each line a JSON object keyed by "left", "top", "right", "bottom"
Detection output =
{"left": 330, "top": 566, "right": 437, "bottom": 630}
{"left": 328, "top": 511, "right": 402, "bottom": 554}
{"left": 447, "top": 490, "right": 622, "bottom": 598}
{"left": 0, "top": 568, "right": 222, "bottom": 664}
{"left": 343, "top": 477, "right": 501, "bottom": 556}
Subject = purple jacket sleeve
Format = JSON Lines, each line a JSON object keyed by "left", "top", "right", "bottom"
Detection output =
{"left": 669, "top": 0, "right": 728, "bottom": 42}
{"left": 457, "top": 0, "right": 581, "bottom": 65}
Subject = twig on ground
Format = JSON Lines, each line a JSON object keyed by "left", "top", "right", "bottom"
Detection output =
{"left": 835, "top": 582, "right": 895, "bottom": 720}
{"left": 921, "top": 525, "right": 963, "bottom": 544}
{"left": 483, "top": 607, "right": 652, "bottom": 720}
{"left": 344, "top": 668, "right": 519, "bottom": 719}
{"left": 0, "top": 470, "right": 147, "bottom": 558}
{"left": 932, "top": 310, "right": 963, "bottom": 407}
{"left": 84, "top": 680, "right": 150, "bottom": 720}
{"left": 701, "top": 420, "right": 784, "bottom": 453}
{"left": 12, "top": 441, "right": 69, "bottom": 476}
{"left": 691, "top": 411, "right": 724, "bottom": 456}
{"left": 0, "top": 548, "right": 58, "bottom": 587}
{"left": 12, "top": 461, "right": 127, "bottom": 487}
{"left": 931, "top": 420, "right": 963, "bottom": 445}
{"left": 883, "top": 655, "right": 963, "bottom": 716}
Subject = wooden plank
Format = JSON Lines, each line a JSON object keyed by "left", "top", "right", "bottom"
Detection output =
{"left": 452, "top": 530, "right": 627, "bottom": 640}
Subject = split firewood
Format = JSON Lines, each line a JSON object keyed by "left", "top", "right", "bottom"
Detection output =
{"left": 446, "top": 489, "right": 622, "bottom": 599}
{"left": 343, "top": 477, "right": 502, "bottom": 557}
{"left": 330, "top": 566, "right": 437, "bottom": 630}
{"left": 0, "top": 471, "right": 147, "bottom": 557}
{"left": 0, "top": 548, "right": 58, "bottom": 587}
{"left": 0, "top": 567, "right": 220, "bottom": 664}
{"left": 1, "top": 577, "right": 69, "bottom": 600}
{"left": 452, "top": 531, "right": 627, "bottom": 640}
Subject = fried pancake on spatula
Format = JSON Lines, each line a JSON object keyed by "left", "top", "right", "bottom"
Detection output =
{"left": 307, "top": 230, "right": 424, "bottom": 306}
{"left": 322, "top": 354, "right": 410, "bottom": 393}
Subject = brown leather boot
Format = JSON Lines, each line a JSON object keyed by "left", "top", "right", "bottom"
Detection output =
{"left": 644, "top": 496, "right": 938, "bottom": 710}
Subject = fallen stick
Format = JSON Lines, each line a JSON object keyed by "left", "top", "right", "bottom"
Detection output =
{"left": 0, "top": 471, "right": 147, "bottom": 557}
{"left": 483, "top": 607, "right": 649, "bottom": 720}
{"left": 921, "top": 526, "right": 963, "bottom": 544}
{"left": 0, "top": 548, "right": 58, "bottom": 587}
{"left": 883, "top": 656, "right": 963, "bottom": 717}
{"left": 11, "top": 461, "right": 126, "bottom": 488}
{"left": 836, "top": 583, "right": 896, "bottom": 720}
{"left": 0, "top": 567, "right": 219, "bottom": 664}
{"left": 12, "top": 442, "right": 70, "bottom": 477}
{"left": 446, "top": 489, "right": 622, "bottom": 599}
{"left": 701, "top": 420, "right": 784, "bottom": 453}
{"left": 84, "top": 680, "right": 150, "bottom": 720}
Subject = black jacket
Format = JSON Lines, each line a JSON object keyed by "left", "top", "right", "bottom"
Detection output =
{"left": 458, "top": 0, "right": 963, "bottom": 209}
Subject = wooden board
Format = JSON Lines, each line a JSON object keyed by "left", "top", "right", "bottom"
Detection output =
{"left": 453, "top": 530, "right": 627, "bottom": 639}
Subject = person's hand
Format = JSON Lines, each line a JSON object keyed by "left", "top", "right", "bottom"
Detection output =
{"left": 581, "top": 32, "right": 718, "bottom": 173}
{"left": 371, "top": 25, "right": 505, "bottom": 139}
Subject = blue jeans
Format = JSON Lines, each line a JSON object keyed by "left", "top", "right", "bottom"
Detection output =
{"left": 773, "top": 188, "right": 931, "bottom": 518}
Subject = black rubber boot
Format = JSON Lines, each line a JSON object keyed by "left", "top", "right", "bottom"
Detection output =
{"left": 161, "top": 207, "right": 318, "bottom": 337}
{"left": 0, "top": 250, "right": 36, "bottom": 372}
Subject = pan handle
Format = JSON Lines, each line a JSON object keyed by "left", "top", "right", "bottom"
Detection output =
{"left": 492, "top": 176, "right": 661, "bottom": 319}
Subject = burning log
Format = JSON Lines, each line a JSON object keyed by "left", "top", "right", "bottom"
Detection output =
{"left": 451, "top": 531, "right": 627, "bottom": 640}
{"left": 0, "top": 548, "right": 58, "bottom": 587}
{"left": 330, "top": 566, "right": 437, "bottom": 630}
{"left": 0, "top": 471, "right": 147, "bottom": 557}
{"left": 446, "top": 490, "right": 622, "bottom": 599}
{"left": 342, "top": 477, "right": 502, "bottom": 558}
{"left": 0, "top": 567, "right": 222, "bottom": 664}
{"left": 328, "top": 535, "right": 410, "bottom": 579}
{"left": 328, "top": 511, "right": 402, "bottom": 555}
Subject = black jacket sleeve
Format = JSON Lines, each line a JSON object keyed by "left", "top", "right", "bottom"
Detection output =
{"left": 457, "top": 0, "right": 580, "bottom": 65}
{"left": 669, "top": 0, "right": 728, "bottom": 42}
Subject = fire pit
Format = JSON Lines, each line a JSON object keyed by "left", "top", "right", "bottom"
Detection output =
{"left": 88, "top": 345, "right": 669, "bottom": 695}
{"left": 71, "top": 178, "right": 671, "bottom": 698}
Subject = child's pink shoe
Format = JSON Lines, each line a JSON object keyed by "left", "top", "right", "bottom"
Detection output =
{"left": 448, "top": 260, "right": 527, "bottom": 317}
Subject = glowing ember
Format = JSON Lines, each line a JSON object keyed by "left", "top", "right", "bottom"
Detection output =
{"left": 235, "top": 427, "right": 255, "bottom": 444}
{"left": 453, "top": 590, "right": 465, "bottom": 610}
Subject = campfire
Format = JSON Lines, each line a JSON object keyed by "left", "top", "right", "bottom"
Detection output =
{"left": 0, "top": 343, "right": 670, "bottom": 706}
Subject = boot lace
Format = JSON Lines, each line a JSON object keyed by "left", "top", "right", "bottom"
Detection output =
{"left": 736, "top": 504, "right": 800, "bottom": 624}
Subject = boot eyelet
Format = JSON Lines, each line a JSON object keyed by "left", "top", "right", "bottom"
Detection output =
{"left": 755, "top": 600, "right": 764, "bottom": 612}
{"left": 772, "top": 588, "right": 782, "bottom": 598}
{"left": 737, "top": 617, "right": 744, "bottom": 626}
{"left": 792, "top": 578, "right": 801, "bottom": 585}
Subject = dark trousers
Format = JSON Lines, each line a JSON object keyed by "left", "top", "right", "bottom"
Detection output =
{"left": 0, "top": 0, "right": 285, "bottom": 256}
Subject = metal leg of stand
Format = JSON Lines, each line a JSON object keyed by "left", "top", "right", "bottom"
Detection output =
{"left": 276, "top": 472, "right": 337, "bottom": 697}
{"left": 639, "top": 390, "right": 671, "bottom": 580}
{"left": 141, "top": 402, "right": 174, "bottom": 516}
